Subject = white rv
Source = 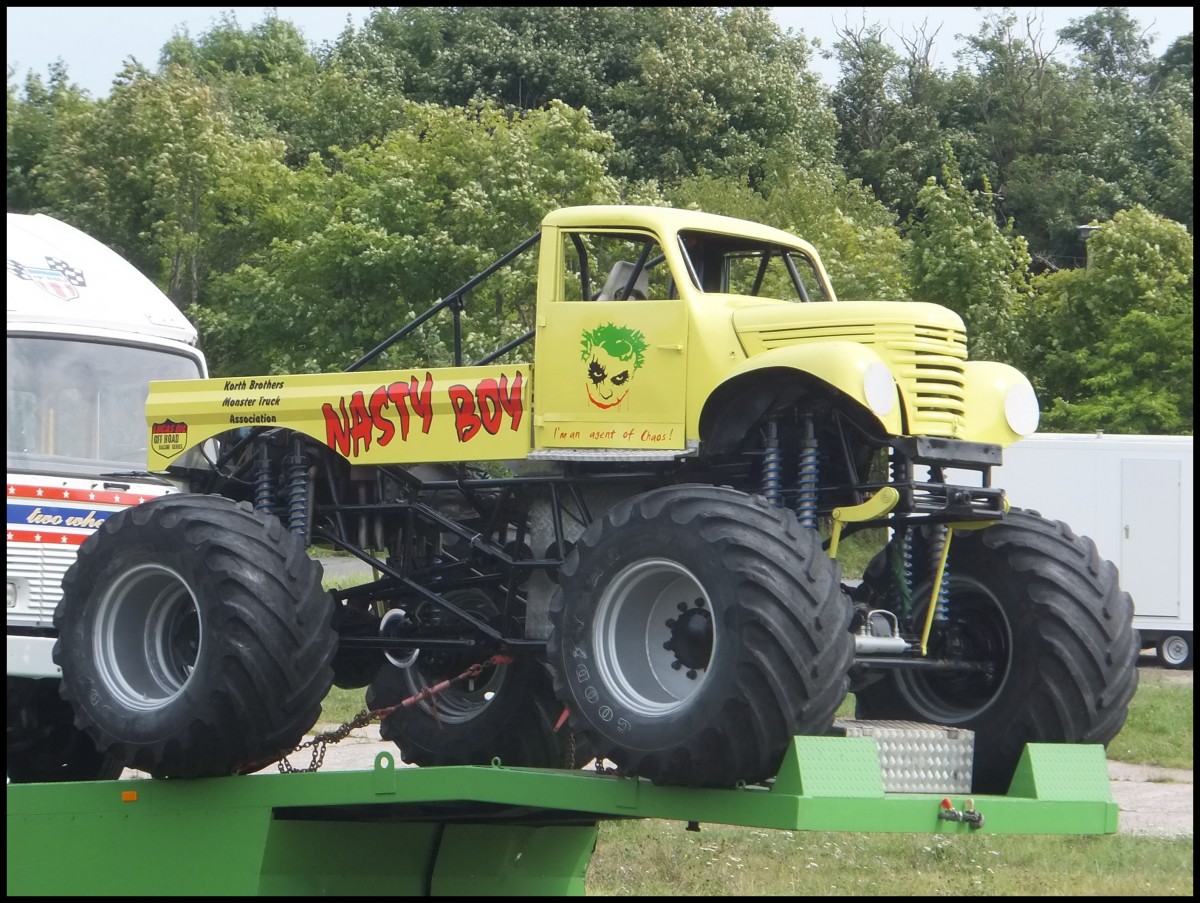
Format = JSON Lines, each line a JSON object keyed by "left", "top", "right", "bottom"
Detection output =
{"left": 7, "top": 213, "right": 208, "bottom": 780}
{"left": 995, "top": 432, "right": 1194, "bottom": 669}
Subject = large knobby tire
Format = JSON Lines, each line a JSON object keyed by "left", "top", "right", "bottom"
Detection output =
{"left": 367, "top": 588, "right": 588, "bottom": 769}
{"left": 7, "top": 677, "right": 124, "bottom": 783}
{"left": 52, "top": 494, "right": 337, "bottom": 779}
{"left": 548, "top": 485, "right": 853, "bottom": 788}
{"left": 854, "top": 508, "right": 1139, "bottom": 794}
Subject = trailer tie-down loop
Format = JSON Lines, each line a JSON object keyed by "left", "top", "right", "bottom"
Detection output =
{"left": 261, "top": 653, "right": 516, "bottom": 774}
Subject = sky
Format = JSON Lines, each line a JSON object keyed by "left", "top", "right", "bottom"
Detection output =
{"left": 6, "top": 6, "right": 1195, "bottom": 98}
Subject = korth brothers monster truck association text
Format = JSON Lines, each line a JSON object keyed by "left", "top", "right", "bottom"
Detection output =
{"left": 50, "top": 205, "right": 1138, "bottom": 792}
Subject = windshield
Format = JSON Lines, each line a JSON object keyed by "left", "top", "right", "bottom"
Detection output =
{"left": 678, "top": 230, "right": 830, "bottom": 302}
{"left": 7, "top": 334, "right": 203, "bottom": 476}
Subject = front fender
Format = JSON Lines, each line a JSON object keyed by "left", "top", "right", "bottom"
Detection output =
{"left": 719, "top": 341, "right": 904, "bottom": 435}
{"left": 959, "top": 360, "right": 1040, "bottom": 446}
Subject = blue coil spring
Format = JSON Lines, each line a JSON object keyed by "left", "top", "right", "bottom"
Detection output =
{"left": 903, "top": 530, "right": 914, "bottom": 595}
{"left": 761, "top": 439, "right": 783, "bottom": 507}
{"left": 795, "top": 441, "right": 819, "bottom": 528}
{"left": 285, "top": 455, "right": 307, "bottom": 535}
{"left": 254, "top": 459, "right": 275, "bottom": 516}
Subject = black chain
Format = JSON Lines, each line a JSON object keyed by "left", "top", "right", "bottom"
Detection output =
{"left": 270, "top": 653, "right": 514, "bottom": 774}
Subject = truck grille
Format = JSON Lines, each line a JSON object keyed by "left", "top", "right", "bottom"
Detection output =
{"left": 746, "top": 320, "right": 968, "bottom": 437}
{"left": 7, "top": 544, "right": 76, "bottom": 623}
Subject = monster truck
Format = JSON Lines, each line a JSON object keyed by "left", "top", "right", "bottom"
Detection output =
{"left": 52, "top": 206, "right": 1138, "bottom": 791}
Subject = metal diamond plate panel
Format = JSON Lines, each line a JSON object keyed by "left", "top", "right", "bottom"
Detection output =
{"left": 833, "top": 719, "right": 974, "bottom": 793}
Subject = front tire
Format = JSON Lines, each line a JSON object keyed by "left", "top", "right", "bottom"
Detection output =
{"left": 548, "top": 485, "right": 853, "bottom": 788}
{"left": 53, "top": 495, "right": 337, "bottom": 779}
{"left": 855, "top": 509, "right": 1139, "bottom": 793}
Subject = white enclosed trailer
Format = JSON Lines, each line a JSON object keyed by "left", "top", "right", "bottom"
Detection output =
{"left": 986, "top": 432, "right": 1193, "bottom": 668}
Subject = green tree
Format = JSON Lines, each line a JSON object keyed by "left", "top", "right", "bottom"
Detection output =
{"left": 1058, "top": 6, "right": 1154, "bottom": 88}
{"left": 161, "top": 11, "right": 408, "bottom": 166}
{"left": 829, "top": 18, "right": 950, "bottom": 215}
{"left": 6, "top": 63, "right": 95, "bottom": 213}
{"left": 31, "top": 61, "right": 291, "bottom": 310}
{"left": 907, "top": 153, "right": 1033, "bottom": 361}
{"left": 1019, "top": 206, "right": 1192, "bottom": 434}
{"left": 335, "top": 6, "right": 834, "bottom": 187}
{"left": 195, "top": 100, "right": 623, "bottom": 376}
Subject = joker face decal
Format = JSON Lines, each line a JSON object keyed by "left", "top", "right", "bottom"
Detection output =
{"left": 580, "top": 323, "right": 647, "bottom": 410}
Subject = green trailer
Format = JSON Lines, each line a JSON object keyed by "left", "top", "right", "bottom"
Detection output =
{"left": 7, "top": 736, "right": 1117, "bottom": 896}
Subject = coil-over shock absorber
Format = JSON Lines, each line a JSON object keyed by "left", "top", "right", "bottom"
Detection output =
{"left": 886, "top": 448, "right": 915, "bottom": 618}
{"left": 254, "top": 444, "right": 276, "bottom": 517}
{"left": 794, "top": 414, "right": 819, "bottom": 529}
{"left": 284, "top": 436, "right": 310, "bottom": 540}
{"left": 760, "top": 416, "right": 783, "bottom": 507}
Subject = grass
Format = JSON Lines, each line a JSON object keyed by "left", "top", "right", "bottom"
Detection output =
{"left": 1108, "top": 668, "right": 1194, "bottom": 770}
{"left": 586, "top": 823, "right": 1193, "bottom": 896}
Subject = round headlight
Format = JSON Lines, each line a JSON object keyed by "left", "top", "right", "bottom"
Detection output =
{"left": 863, "top": 361, "right": 896, "bottom": 417}
{"left": 1005, "top": 381, "right": 1040, "bottom": 436}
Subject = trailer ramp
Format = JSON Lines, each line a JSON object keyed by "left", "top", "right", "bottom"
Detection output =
{"left": 6, "top": 736, "right": 1117, "bottom": 896}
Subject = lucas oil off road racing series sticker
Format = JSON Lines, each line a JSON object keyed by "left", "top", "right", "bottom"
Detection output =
{"left": 151, "top": 419, "right": 188, "bottom": 459}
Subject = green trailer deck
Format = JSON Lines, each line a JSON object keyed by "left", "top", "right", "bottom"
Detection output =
{"left": 6, "top": 737, "right": 1118, "bottom": 896}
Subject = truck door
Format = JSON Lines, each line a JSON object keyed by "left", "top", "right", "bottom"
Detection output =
{"left": 533, "top": 228, "right": 687, "bottom": 451}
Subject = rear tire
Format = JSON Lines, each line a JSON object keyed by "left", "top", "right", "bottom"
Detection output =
{"left": 366, "top": 588, "right": 588, "bottom": 769}
{"left": 548, "top": 485, "right": 853, "bottom": 788}
{"left": 53, "top": 495, "right": 337, "bottom": 779}
{"left": 854, "top": 509, "right": 1138, "bottom": 793}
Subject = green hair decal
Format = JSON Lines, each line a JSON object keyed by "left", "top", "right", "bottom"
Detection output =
{"left": 580, "top": 323, "right": 648, "bottom": 370}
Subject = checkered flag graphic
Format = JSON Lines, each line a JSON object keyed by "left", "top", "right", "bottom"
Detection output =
{"left": 44, "top": 256, "right": 86, "bottom": 287}
{"left": 8, "top": 259, "right": 29, "bottom": 280}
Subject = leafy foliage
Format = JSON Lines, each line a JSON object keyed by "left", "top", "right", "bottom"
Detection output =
{"left": 906, "top": 153, "right": 1033, "bottom": 361}
{"left": 194, "top": 100, "right": 622, "bottom": 376}
{"left": 4, "top": 6, "right": 1192, "bottom": 432}
{"left": 1017, "top": 206, "right": 1193, "bottom": 433}
{"left": 334, "top": 7, "right": 836, "bottom": 187}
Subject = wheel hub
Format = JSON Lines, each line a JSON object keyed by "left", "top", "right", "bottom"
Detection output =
{"left": 663, "top": 599, "right": 712, "bottom": 676}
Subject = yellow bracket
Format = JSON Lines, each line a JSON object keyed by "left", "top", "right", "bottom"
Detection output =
{"left": 917, "top": 499, "right": 1010, "bottom": 655}
{"left": 920, "top": 528, "right": 955, "bottom": 657}
{"left": 828, "top": 487, "right": 900, "bottom": 558}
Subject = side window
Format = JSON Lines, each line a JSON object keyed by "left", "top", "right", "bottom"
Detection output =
{"left": 787, "top": 252, "right": 829, "bottom": 303}
{"left": 561, "top": 231, "right": 671, "bottom": 302}
{"left": 680, "top": 230, "right": 829, "bottom": 302}
{"left": 725, "top": 250, "right": 829, "bottom": 303}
